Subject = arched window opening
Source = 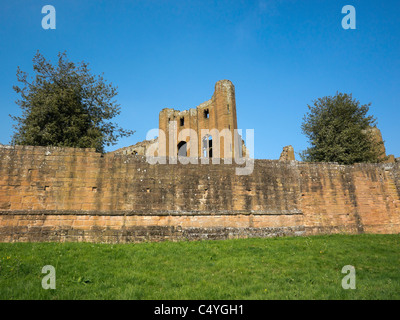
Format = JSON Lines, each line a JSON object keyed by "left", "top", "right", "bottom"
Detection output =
{"left": 177, "top": 141, "right": 187, "bottom": 157}
{"left": 202, "top": 135, "right": 213, "bottom": 158}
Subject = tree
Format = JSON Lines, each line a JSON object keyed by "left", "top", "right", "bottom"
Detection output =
{"left": 10, "top": 51, "right": 134, "bottom": 153}
{"left": 300, "top": 92, "right": 385, "bottom": 165}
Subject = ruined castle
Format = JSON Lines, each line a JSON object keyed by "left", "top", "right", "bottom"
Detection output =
{"left": 111, "top": 80, "right": 248, "bottom": 160}
{"left": 0, "top": 81, "right": 399, "bottom": 243}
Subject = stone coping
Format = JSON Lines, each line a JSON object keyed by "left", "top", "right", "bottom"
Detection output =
{"left": 0, "top": 209, "right": 303, "bottom": 216}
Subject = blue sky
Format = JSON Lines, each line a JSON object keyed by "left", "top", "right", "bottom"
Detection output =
{"left": 0, "top": 0, "right": 399, "bottom": 159}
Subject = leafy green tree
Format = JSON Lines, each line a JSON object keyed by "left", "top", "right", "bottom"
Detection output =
{"left": 300, "top": 92, "right": 385, "bottom": 164}
{"left": 10, "top": 51, "right": 134, "bottom": 153}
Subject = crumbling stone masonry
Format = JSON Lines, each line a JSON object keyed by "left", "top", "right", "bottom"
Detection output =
{"left": 279, "top": 146, "right": 295, "bottom": 161}
{"left": 364, "top": 126, "right": 396, "bottom": 163}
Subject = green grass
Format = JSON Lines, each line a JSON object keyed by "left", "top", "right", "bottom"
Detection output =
{"left": 0, "top": 234, "right": 399, "bottom": 300}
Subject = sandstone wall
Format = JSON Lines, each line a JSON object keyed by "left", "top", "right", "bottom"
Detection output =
{"left": 0, "top": 145, "right": 399, "bottom": 243}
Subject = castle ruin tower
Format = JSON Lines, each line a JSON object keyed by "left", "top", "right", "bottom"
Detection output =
{"left": 158, "top": 80, "right": 240, "bottom": 159}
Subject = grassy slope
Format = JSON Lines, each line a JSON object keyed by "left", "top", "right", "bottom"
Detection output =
{"left": 0, "top": 234, "right": 399, "bottom": 300}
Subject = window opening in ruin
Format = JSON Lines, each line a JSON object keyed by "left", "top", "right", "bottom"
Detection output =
{"left": 180, "top": 117, "right": 184, "bottom": 126}
{"left": 227, "top": 104, "right": 230, "bottom": 114}
{"left": 202, "top": 136, "right": 207, "bottom": 157}
{"left": 204, "top": 109, "right": 209, "bottom": 118}
{"left": 177, "top": 141, "right": 187, "bottom": 157}
{"left": 202, "top": 135, "right": 213, "bottom": 158}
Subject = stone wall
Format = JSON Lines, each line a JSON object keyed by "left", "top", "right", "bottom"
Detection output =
{"left": 0, "top": 145, "right": 399, "bottom": 243}
{"left": 110, "top": 138, "right": 158, "bottom": 156}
